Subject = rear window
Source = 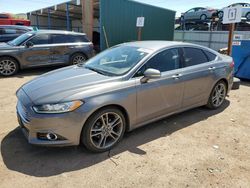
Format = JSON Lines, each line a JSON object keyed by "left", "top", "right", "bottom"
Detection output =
{"left": 203, "top": 50, "right": 217, "bottom": 61}
{"left": 51, "top": 34, "right": 90, "bottom": 44}
{"left": 183, "top": 47, "right": 208, "bottom": 67}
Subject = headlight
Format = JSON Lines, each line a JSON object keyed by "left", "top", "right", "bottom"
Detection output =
{"left": 33, "top": 101, "right": 83, "bottom": 114}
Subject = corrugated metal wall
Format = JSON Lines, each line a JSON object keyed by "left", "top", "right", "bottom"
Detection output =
{"left": 174, "top": 31, "right": 250, "bottom": 51}
{"left": 100, "top": 0, "right": 175, "bottom": 50}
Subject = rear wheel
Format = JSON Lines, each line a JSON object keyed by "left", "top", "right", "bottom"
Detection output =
{"left": 246, "top": 12, "right": 250, "bottom": 21}
{"left": 200, "top": 14, "right": 207, "bottom": 21}
{"left": 206, "top": 81, "right": 227, "bottom": 109}
{"left": 0, "top": 57, "right": 19, "bottom": 76}
{"left": 70, "top": 53, "right": 87, "bottom": 65}
{"left": 218, "top": 11, "right": 224, "bottom": 19}
{"left": 81, "top": 108, "right": 126, "bottom": 152}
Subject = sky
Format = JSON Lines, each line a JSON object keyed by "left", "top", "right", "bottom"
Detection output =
{"left": 0, "top": 0, "right": 245, "bottom": 17}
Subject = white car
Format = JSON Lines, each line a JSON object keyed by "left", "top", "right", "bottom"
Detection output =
{"left": 218, "top": 3, "right": 250, "bottom": 21}
{"left": 181, "top": 7, "right": 218, "bottom": 21}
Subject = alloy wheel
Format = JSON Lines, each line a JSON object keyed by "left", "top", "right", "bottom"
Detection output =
{"left": 0, "top": 59, "right": 17, "bottom": 76}
{"left": 72, "top": 55, "right": 86, "bottom": 65}
{"left": 90, "top": 112, "right": 123, "bottom": 149}
{"left": 211, "top": 83, "right": 226, "bottom": 107}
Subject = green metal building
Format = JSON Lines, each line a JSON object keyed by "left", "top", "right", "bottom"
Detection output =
{"left": 100, "top": 0, "right": 176, "bottom": 50}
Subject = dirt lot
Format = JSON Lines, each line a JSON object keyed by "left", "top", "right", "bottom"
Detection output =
{"left": 0, "top": 67, "right": 249, "bottom": 188}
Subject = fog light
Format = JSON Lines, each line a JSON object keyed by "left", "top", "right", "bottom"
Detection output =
{"left": 46, "top": 133, "right": 58, "bottom": 141}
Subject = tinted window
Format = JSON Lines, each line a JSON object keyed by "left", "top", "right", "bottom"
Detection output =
{"left": 203, "top": 50, "right": 216, "bottom": 61}
{"left": 183, "top": 47, "right": 208, "bottom": 67}
{"left": 4, "top": 29, "right": 17, "bottom": 34}
{"left": 0, "top": 14, "right": 9, "bottom": 19}
{"left": 29, "top": 34, "right": 49, "bottom": 45}
{"left": 51, "top": 34, "right": 89, "bottom": 44}
{"left": 144, "top": 48, "right": 180, "bottom": 72}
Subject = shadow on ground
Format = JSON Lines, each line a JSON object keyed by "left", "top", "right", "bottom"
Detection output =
{"left": 1, "top": 100, "right": 230, "bottom": 177}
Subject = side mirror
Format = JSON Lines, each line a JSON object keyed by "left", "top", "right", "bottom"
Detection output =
{"left": 141, "top": 68, "right": 161, "bottom": 83}
{"left": 25, "top": 41, "right": 33, "bottom": 48}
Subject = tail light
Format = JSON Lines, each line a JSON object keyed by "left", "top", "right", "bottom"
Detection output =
{"left": 230, "top": 61, "right": 234, "bottom": 68}
{"left": 208, "top": 9, "right": 215, "bottom": 12}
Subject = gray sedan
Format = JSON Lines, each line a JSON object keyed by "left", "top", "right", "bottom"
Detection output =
{"left": 0, "top": 30, "right": 94, "bottom": 76}
{"left": 181, "top": 7, "right": 218, "bottom": 21}
{"left": 16, "top": 41, "right": 234, "bottom": 152}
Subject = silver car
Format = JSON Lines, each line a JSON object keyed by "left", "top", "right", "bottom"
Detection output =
{"left": 16, "top": 41, "right": 234, "bottom": 152}
{"left": 218, "top": 3, "right": 250, "bottom": 21}
{"left": 181, "top": 7, "right": 218, "bottom": 21}
{"left": 0, "top": 30, "right": 94, "bottom": 76}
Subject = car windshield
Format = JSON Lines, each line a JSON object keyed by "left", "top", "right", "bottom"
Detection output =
{"left": 8, "top": 32, "right": 34, "bottom": 46}
{"left": 84, "top": 46, "right": 150, "bottom": 76}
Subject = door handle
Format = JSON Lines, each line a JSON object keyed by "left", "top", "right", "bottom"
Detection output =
{"left": 172, "top": 74, "right": 182, "bottom": 80}
{"left": 208, "top": 67, "right": 216, "bottom": 70}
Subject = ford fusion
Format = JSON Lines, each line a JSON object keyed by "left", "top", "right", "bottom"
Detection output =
{"left": 16, "top": 41, "right": 234, "bottom": 152}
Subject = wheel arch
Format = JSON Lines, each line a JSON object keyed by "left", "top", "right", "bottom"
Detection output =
{"left": 0, "top": 55, "right": 21, "bottom": 69}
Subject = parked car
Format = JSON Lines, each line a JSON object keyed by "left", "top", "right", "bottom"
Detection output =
{"left": 181, "top": 7, "right": 218, "bottom": 21}
{"left": 0, "top": 25, "right": 34, "bottom": 43}
{"left": 218, "top": 3, "right": 250, "bottom": 21}
{"left": 16, "top": 41, "right": 234, "bottom": 152}
{"left": 0, "top": 13, "right": 30, "bottom": 26}
{"left": 0, "top": 30, "right": 94, "bottom": 76}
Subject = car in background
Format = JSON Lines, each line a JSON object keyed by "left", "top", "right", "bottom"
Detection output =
{"left": 0, "top": 30, "right": 94, "bottom": 76}
{"left": 16, "top": 41, "right": 234, "bottom": 152}
{"left": 0, "top": 25, "right": 34, "bottom": 42}
{"left": 0, "top": 13, "right": 30, "bottom": 26}
{"left": 181, "top": 7, "right": 218, "bottom": 21}
{"left": 218, "top": 3, "right": 250, "bottom": 21}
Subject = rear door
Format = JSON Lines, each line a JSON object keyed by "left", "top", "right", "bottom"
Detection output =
{"left": 135, "top": 48, "right": 185, "bottom": 125}
{"left": 20, "top": 33, "right": 51, "bottom": 67}
{"left": 180, "top": 47, "right": 217, "bottom": 108}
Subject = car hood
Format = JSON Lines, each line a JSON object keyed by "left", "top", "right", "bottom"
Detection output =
{"left": 0, "top": 42, "right": 14, "bottom": 50}
{"left": 21, "top": 66, "right": 121, "bottom": 104}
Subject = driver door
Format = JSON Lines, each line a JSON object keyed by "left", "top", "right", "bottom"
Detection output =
{"left": 20, "top": 34, "right": 52, "bottom": 67}
{"left": 135, "top": 48, "right": 185, "bottom": 126}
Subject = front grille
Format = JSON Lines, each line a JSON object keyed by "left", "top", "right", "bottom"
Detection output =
{"left": 17, "top": 101, "right": 31, "bottom": 124}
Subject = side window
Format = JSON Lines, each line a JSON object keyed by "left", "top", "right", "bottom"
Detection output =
{"left": 51, "top": 34, "right": 67, "bottom": 44}
{"left": 183, "top": 47, "right": 208, "bottom": 67}
{"left": 16, "top": 29, "right": 28, "bottom": 34}
{"left": 203, "top": 50, "right": 217, "bottom": 61}
{"left": 4, "top": 28, "right": 17, "bottom": 34}
{"left": 187, "top": 9, "right": 195, "bottom": 13}
{"left": 135, "top": 48, "right": 180, "bottom": 77}
{"left": 72, "top": 35, "right": 90, "bottom": 42}
{"left": 29, "top": 34, "right": 49, "bottom": 45}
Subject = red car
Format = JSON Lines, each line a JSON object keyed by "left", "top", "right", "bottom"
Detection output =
{"left": 0, "top": 13, "right": 30, "bottom": 26}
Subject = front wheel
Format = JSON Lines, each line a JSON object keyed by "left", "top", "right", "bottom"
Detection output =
{"left": 0, "top": 57, "right": 19, "bottom": 76}
{"left": 218, "top": 11, "right": 224, "bottom": 19}
{"left": 200, "top": 14, "right": 207, "bottom": 21}
{"left": 81, "top": 108, "right": 126, "bottom": 152}
{"left": 206, "top": 81, "right": 227, "bottom": 109}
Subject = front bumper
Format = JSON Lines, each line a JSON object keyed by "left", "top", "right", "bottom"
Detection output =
{"left": 16, "top": 98, "right": 86, "bottom": 147}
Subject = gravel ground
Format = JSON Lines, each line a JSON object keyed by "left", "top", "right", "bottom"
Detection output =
{"left": 0, "top": 67, "right": 249, "bottom": 188}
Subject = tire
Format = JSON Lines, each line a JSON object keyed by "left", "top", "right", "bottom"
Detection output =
{"left": 200, "top": 14, "right": 207, "bottom": 21}
{"left": 206, "top": 80, "right": 227, "bottom": 109}
{"left": 0, "top": 57, "right": 19, "bottom": 76}
{"left": 218, "top": 11, "right": 223, "bottom": 19}
{"left": 70, "top": 53, "right": 87, "bottom": 65}
{"left": 246, "top": 12, "right": 250, "bottom": 21}
{"left": 81, "top": 107, "right": 126, "bottom": 152}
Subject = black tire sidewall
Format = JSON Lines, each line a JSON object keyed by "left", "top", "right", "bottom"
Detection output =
{"left": 81, "top": 108, "right": 126, "bottom": 152}
{"left": 200, "top": 14, "right": 207, "bottom": 20}
{"left": 0, "top": 57, "right": 19, "bottom": 76}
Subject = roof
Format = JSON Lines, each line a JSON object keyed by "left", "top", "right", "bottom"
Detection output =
{"left": 0, "top": 25, "right": 33, "bottom": 30}
{"left": 121, "top": 41, "right": 198, "bottom": 51}
{"left": 31, "top": 30, "right": 86, "bottom": 35}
